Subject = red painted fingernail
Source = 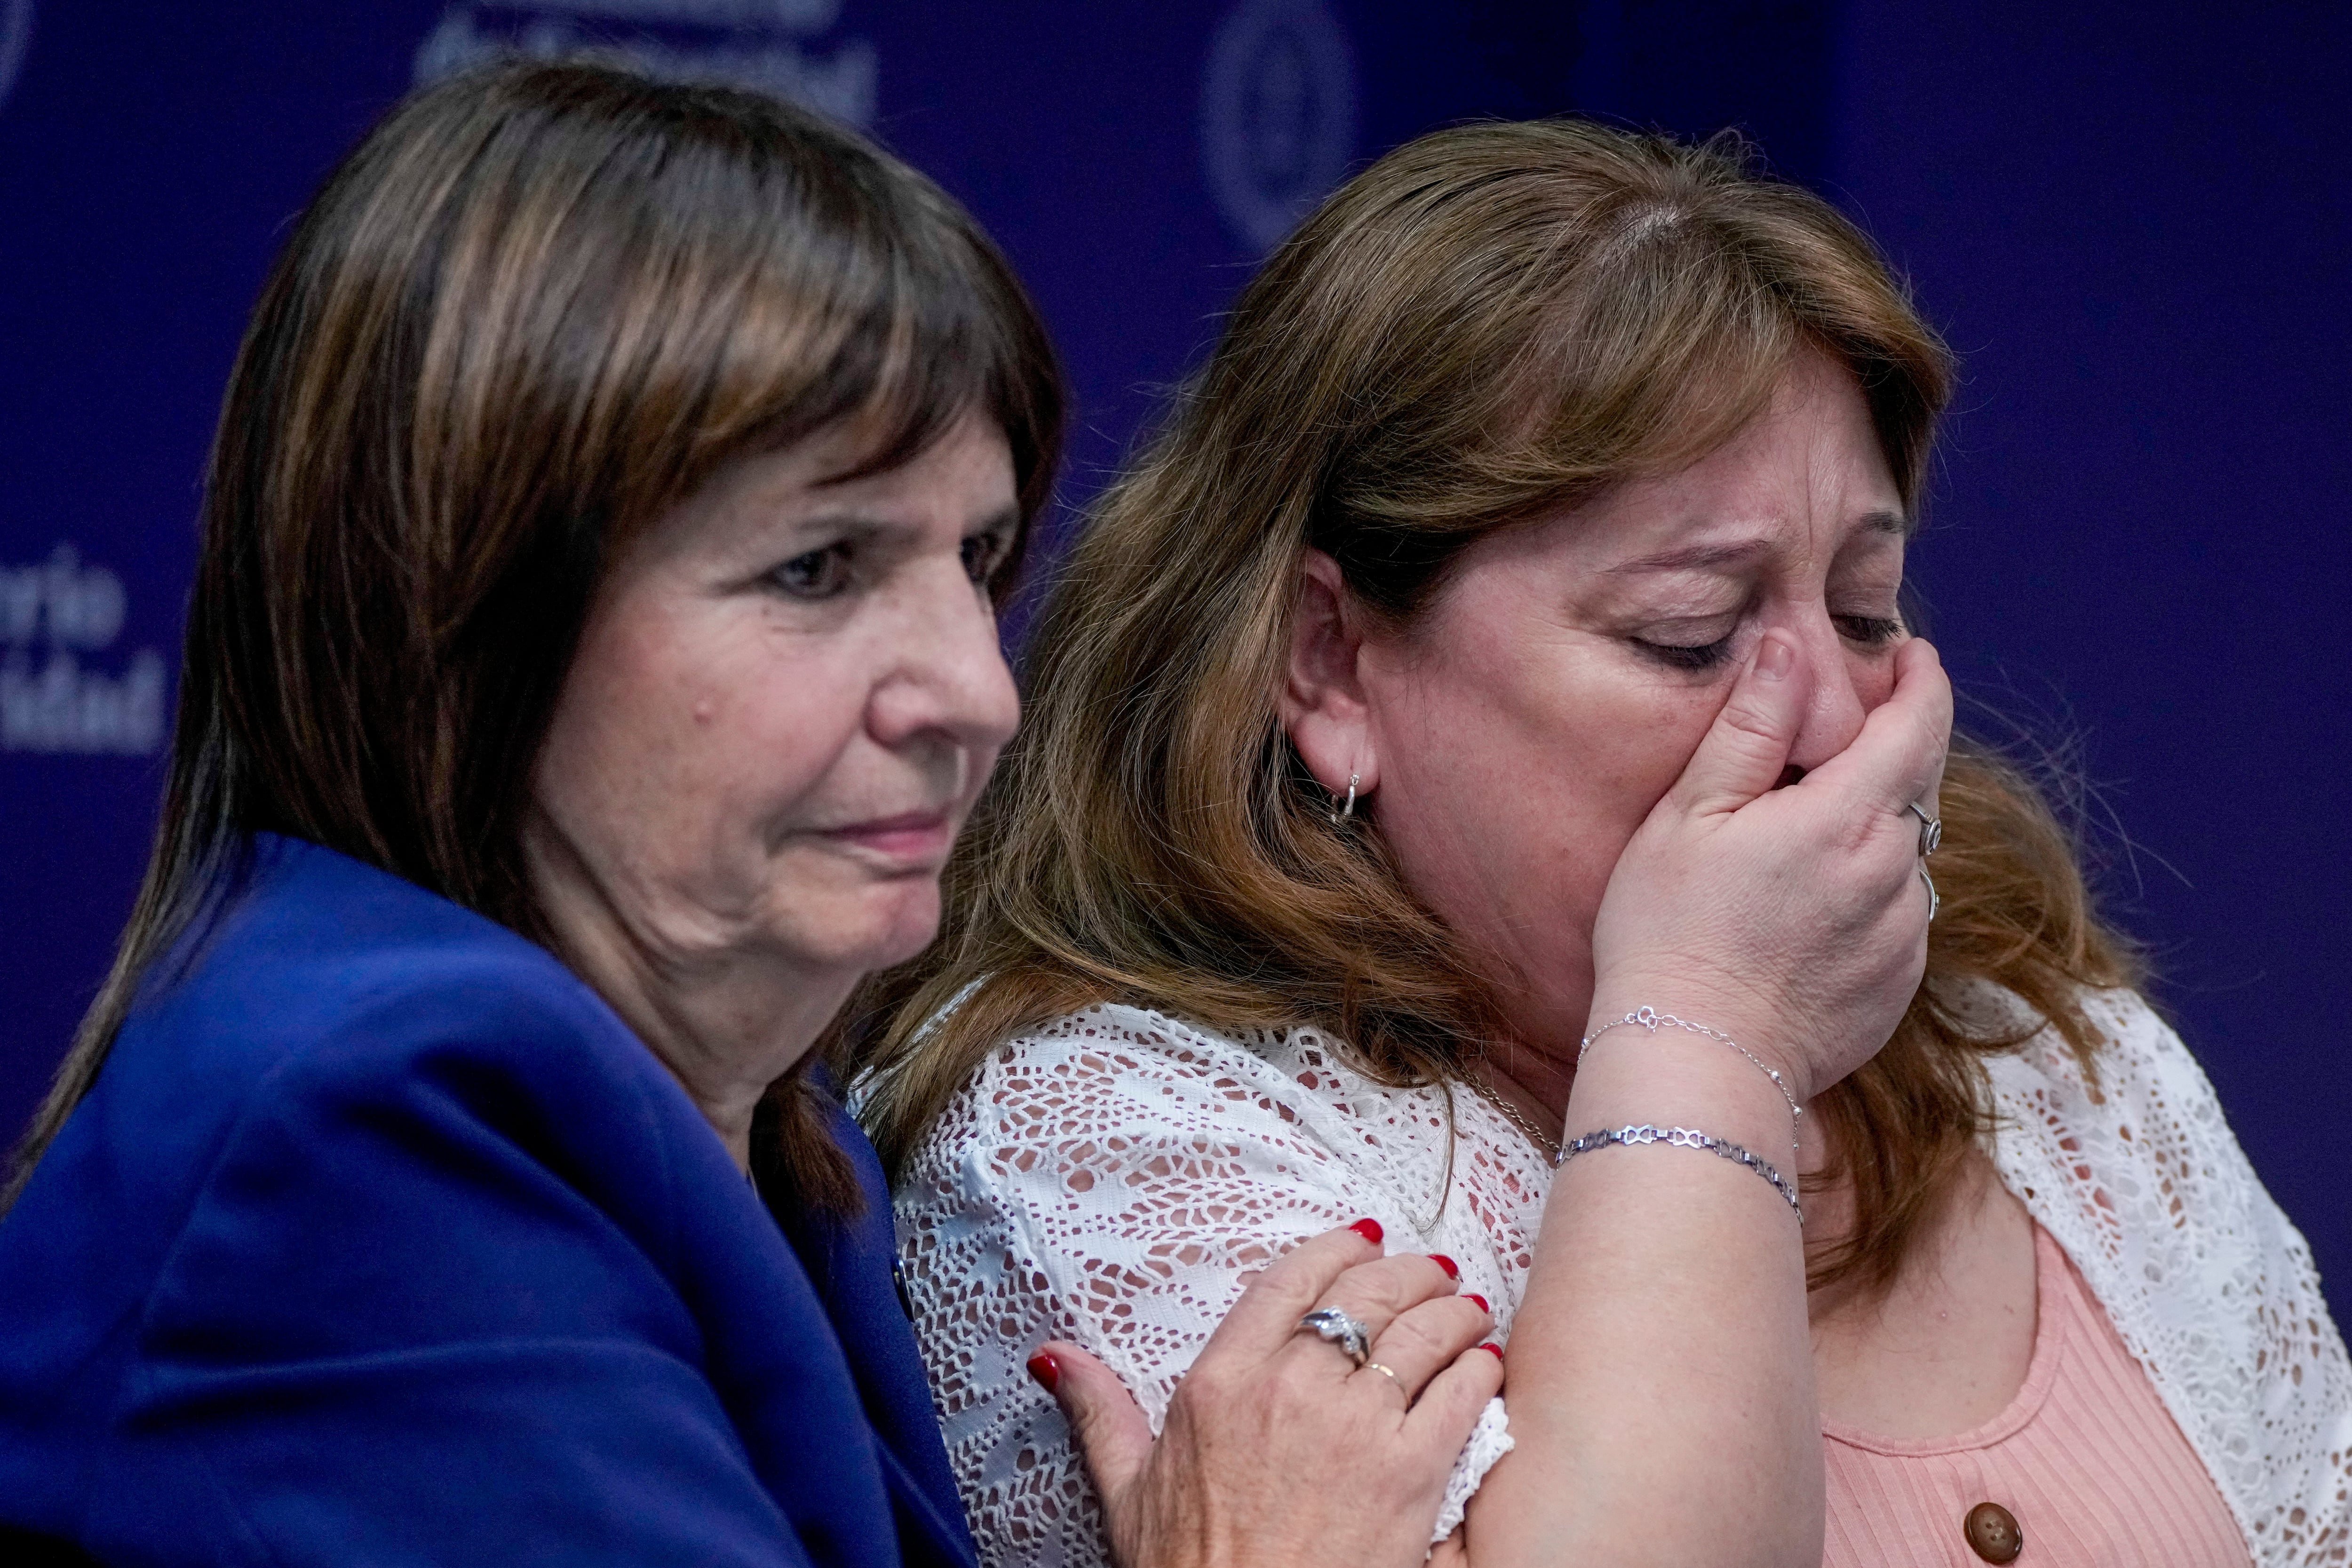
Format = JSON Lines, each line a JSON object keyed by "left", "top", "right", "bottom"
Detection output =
{"left": 1429, "top": 1253, "right": 1459, "bottom": 1280}
{"left": 1465, "top": 1293, "right": 1489, "bottom": 1314}
{"left": 1479, "top": 1342, "right": 1504, "bottom": 1359}
{"left": 1026, "top": 1352, "right": 1060, "bottom": 1394}
{"left": 1350, "top": 1218, "right": 1383, "bottom": 1245}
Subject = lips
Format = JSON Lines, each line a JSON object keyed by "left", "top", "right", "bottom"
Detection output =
{"left": 820, "top": 809, "right": 954, "bottom": 860}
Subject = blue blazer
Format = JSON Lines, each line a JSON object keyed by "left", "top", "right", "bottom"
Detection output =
{"left": 0, "top": 835, "right": 979, "bottom": 1568}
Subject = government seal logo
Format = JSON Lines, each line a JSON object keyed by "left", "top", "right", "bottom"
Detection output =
{"left": 1200, "top": 0, "right": 1356, "bottom": 253}
{"left": 0, "top": 0, "right": 34, "bottom": 113}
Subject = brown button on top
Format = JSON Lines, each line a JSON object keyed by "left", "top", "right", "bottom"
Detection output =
{"left": 1963, "top": 1501, "right": 2023, "bottom": 1564}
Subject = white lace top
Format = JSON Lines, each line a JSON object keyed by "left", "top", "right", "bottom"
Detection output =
{"left": 881, "top": 988, "right": 2351, "bottom": 1568}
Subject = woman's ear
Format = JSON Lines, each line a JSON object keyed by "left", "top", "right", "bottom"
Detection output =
{"left": 1278, "top": 550, "right": 1379, "bottom": 798}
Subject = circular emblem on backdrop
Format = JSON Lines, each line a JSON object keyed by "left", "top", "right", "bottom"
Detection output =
{"left": 0, "top": 0, "right": 35, "bottom": 111}
{"left": 1200, "top": 0, "right": 1356, "bottom": 253}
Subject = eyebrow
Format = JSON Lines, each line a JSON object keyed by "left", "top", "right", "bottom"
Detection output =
{"left": 1605, "top": 509, "right": 1911, "bottom": 575}
{"left": 785, "top": 501, "right": 1020, "bottom": 543}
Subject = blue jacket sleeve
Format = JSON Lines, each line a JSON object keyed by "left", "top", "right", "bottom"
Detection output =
{"left": 91, "top": 969, "right": 838, "bottom": 1568}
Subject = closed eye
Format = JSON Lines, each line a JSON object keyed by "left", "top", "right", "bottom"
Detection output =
{"left": 1636, "top": 613, "right": 1903, "bottom": 670}
{"left": 1835, "top": 614, "right": 1904, "bottom": 645}
{"left": 1631, "top": 634, "right": 1738, "bottom": 671}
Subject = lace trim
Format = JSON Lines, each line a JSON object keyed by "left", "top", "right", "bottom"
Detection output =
{"left": 1979, "top": 987, "right": 2352, "bottom": 1566}
{"left": 888, "top": 990, "right": 2350, "bottom": 1568}
{"left": 890, "top": 1004, "right": 1550, "bottom": 1566}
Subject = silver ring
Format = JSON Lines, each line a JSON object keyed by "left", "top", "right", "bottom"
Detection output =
{"left": 1920, "top": 864, "right": 1940, "bottom": 923}
{"left": 1906, "top": 800, "right": 1943, "bottom": 858}
{"left": 1297, "top": 1306, "right": 1372, "bottom": 1367}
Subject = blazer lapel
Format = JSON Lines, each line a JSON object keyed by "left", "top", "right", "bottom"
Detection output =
{"left": 769, "top": 1099, "right": 979, "bottom": 1568}
{"left": 871, "top": 1441, "right": 982, "bottom": 1568}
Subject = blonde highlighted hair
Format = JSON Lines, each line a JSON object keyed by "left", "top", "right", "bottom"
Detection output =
{"left": 852, "top": 119, "right": 2136, "bottom": 1291}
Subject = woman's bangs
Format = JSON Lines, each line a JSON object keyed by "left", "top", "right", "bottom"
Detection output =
{"left": 1486, "top": 271, "right": 1801, "bottom": 517}
{"left": 697, "top": 208, "right": 1048, "bottom": 600}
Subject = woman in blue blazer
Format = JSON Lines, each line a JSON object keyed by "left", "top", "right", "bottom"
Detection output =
{"left": 0, "top": 62, "right": 1502, "bottom": 1568}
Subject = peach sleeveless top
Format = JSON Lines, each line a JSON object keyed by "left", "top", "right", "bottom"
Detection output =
{"left": 1823, "top": 1224, "right": 2250, "bottom": 1566}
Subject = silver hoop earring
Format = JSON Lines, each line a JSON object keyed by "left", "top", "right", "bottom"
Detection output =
{"left": 1328, "top": 772, "right": 1359, "bottom": 826}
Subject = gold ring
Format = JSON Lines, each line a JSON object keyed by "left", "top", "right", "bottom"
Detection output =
{"left": 1362, "top": 1361, "right": 1400, "bottom": 1383}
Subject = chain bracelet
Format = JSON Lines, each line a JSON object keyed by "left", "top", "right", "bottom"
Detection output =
{"left": 1556, "top": 1123, "right": 1804, "bottom": 1223}
{"left": 1580, "top": 1006, "right": 1802, "bottom": 1160}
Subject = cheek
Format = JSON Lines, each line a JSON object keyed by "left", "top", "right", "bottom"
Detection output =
{"left": 1371, "top": 634, "right": 1719, "bottom": 941}
{"left": 537, "top": 599, "right": 861, "bottom": 894}
{"left": 689, "top": 628, "right": 866, "bottom": 816}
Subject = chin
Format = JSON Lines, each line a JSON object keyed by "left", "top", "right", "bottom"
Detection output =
{"left": 804, "top": 881, "right": 946, "bottom": 975}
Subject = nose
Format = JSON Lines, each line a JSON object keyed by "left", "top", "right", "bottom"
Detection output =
{"left": 865, "top": 558, "right": 1021, "bottom": 763}
{"left": 1780, "top": 609, "right": 1869, "bottom": 773}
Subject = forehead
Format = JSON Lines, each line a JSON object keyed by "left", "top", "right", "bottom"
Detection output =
{"left": 709, "top": 415, "right": 1016, "bottom": 520}
{"left": 1553, "top": 353, "right": 1906, "bottom": 567}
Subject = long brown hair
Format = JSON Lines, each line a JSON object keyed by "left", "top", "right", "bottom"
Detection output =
{"left": 4, "top": 60, "right": 1063, "bottom": 1215}
{"left": 854, "top": 120, "right": 2134, "bottom": 1292}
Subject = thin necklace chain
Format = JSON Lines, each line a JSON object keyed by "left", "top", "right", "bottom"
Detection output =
{"left": 1468, "top": 1078, "right": 1561, "bottom": 1160}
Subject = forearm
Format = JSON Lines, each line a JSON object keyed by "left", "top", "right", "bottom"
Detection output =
{"left": 1467, "top": 1028, "right": 1820, "bottom": 1568}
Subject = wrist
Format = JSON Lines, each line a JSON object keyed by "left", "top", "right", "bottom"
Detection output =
{"left": 1583, "top": 979, "right": 1816, "bottom": 1101}
{"left": 1565, "top": 1025, "right": 1804, "bottom": 1170}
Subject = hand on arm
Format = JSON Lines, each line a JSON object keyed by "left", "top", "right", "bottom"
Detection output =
{"left": 920, "top": 1037, "right": 1506, "bottom": 1568}
{"left": 1033, "top": 1221, "right": 1504, "bottom": 1568}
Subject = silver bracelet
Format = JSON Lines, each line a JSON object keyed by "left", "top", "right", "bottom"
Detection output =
{"left": 1580, "top": 1006, "right": 1802, "bottom": 1160}
{"left": 1556, "top": 1123, "right": 1804, "bottom": 1223}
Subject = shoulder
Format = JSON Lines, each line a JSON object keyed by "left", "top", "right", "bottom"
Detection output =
{"left": 912, "top": 1000, "right": 1347, "bottom": 1161}
{"left": 33, "top": 836, "right": 715, "bottom": 1294}
{"left": 99, "top": 834, "right": 757, "bottom": 1389}
{"left": 113, "top": 835, "right": 660, "bottom": 1148}
{"left": 1979, "top": 984, "right": 2352, "bottom": 1558}
{"left": 1973, "top": 981, "right": 2304, "bottom": 1348}
{"left": 0, "top": 844, "right": 875, "bottom": 1568}
{"left": 154, "top": 833, "right": 630, "bottom": 1067}
{"left": 1979, "top": 982, "right": 2248, "bottom": 1234}
{"left": 893, "top": 998, "right": 1471, "bottom": 1250}
{"left": 1977, "top": 985, "right": 2225, "bottom": 1193}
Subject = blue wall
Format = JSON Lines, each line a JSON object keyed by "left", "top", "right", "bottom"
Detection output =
{"left": 1, "top": 2, "right": 2342, "bottom": 1305}
{"left": 1836, "top": 2, "right": 2352, "bottom": 1302}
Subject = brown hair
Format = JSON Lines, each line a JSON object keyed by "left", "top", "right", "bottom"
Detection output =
{"left": 4, "top": 59, "right": 1063, "bottom": 1214}
{"left": 853, "top": 119, "right": 2134, "bottom": 1293}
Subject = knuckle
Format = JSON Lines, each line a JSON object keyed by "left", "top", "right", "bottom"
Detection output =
{"left": 1377, "top": 1311, "right": 1447, "bottom": 1365}
{"left": 1336, "top": 1257, "right": 1422, "bottom": 1317}
{"left": 1175, "top": 1362, "right": 1228, "bottom": 1409}
{"left": 1253, "top": 1250, "right": 1333, "bottom": 1310}
{"left": 1907, "top": 708, "right": 1945, "bottom": 759}
{"left": 1717, "top": 688, "right": 1786, "bottom": 740}
{"left": 1385, "top": 1260, "right": 1442, "bottom": 1312}
{"left": 1257, "top": 1270, "right": 1319, "bottom": 1314}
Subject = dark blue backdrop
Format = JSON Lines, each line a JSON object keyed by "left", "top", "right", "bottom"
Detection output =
{"left": 2, "top": 2, "right": 2344, "bottom": 1309}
